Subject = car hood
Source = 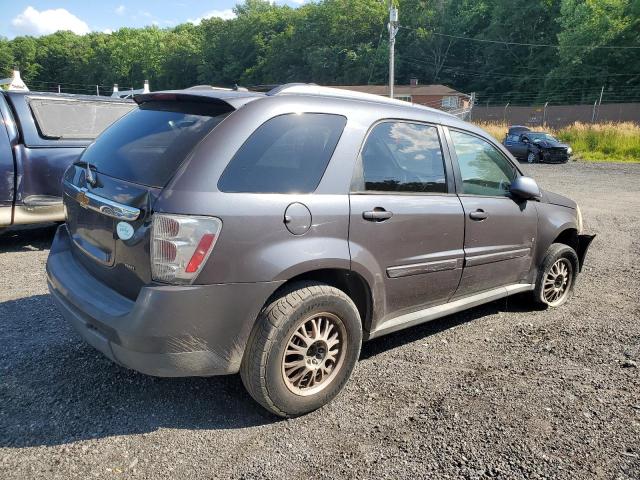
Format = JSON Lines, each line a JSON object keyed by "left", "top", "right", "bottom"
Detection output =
{"left": 534, "top": 139, "right": 569, "bottom": 149}
{"left": 540, "top": 189, "right": 576, "bottom": 209}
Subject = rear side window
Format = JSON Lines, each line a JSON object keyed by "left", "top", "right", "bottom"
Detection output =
{"left": 82, "top": 101, "right": 231, "bottom": 188}
{"left": 353, "top": 121, "right": 447, "bottom": 193}
{"left": 218, "top": 113, "right": 347, "bottom": 193}
{"left": 28, "top": 97, "right": 135, "bottom": 140}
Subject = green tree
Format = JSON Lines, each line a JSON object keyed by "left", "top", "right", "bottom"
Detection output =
{"left": 8, "top": 36, "right": 40, "bottom": 82}
{"left": 0, "top": 38, "right": 15, "bottom": 78}
{"left": 2, "top": 0, "right": 638, "bottom": 103}
{"left": 552, "top": 0, "right": 640, "bottom": 103}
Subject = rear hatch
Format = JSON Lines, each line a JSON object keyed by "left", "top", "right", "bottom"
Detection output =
{"left": 63, "top": 96, "right": 235, "bottom": 299}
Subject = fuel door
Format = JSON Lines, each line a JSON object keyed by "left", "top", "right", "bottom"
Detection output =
{"left": 284, "top": 202, "right": 312, "bottom": 235}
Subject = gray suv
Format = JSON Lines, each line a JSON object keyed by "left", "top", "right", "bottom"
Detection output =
{"left": 46, "top": 84, "right": 594, "bottom": 417}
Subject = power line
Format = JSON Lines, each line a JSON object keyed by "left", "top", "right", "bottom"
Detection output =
{"left": 400, "top": 56, "right": 640, "bottom": 80}
{"left": 398, "top": 25, "right": 640, "bottom": 50}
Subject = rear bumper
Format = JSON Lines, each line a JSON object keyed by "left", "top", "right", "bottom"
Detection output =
{"left": 46, "top": 225, "right": 283, "bottom": 377}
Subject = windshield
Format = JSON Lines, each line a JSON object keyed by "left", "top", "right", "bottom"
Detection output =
{"left": 80, "top": 101, "right": 231, "bottom": 188}
{"left": 527, "top": 132, "right": 558, "bottom": 142}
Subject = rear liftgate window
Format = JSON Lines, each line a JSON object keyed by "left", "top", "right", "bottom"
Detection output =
{"left": 218, "top": 113, "right": 347, "bottom": 194}
{"left": 81, "top": 101, "right": 232, "bottom": 188}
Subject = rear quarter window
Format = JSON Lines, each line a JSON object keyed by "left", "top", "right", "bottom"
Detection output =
{"left": 28, "top": 97, "right": 135, "bottom": 140}
{"left": 218, "top": 113, "right": 347, "bottom": 194}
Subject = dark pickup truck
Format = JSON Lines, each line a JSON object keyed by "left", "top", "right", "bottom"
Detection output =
{"left": 0, "top": 91, "right": 134, "bottom": 229}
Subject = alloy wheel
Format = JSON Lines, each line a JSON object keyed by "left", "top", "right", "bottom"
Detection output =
{"left": 282, "top": 312, "right": 347, "bottom": 396}
{"left": 543, "top": 258, "right": 573, "bottom": 306}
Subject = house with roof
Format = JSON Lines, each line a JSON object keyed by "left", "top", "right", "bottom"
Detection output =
{"left": 332, "top": 80, "right": 470, "bottom": 112}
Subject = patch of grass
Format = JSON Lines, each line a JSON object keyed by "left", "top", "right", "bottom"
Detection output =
{"left": 473, "top": 121, "right": 640, "bottom": 163}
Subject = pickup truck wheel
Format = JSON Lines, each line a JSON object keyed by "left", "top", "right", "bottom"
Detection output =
{"left": 533, "top": 243, "right": 579, "bottom": 307}
{"left": 240, "top": 282, "right": 362, "bottom": 417}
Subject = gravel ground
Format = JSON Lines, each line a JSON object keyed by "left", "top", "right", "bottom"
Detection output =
{"left": 1, "top": 162, "right": 639, "bottom": 480}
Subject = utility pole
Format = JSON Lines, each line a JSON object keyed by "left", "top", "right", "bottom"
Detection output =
{"left": 468, "top": 92, "right": 476, "bottom": 121}
{"left": 388, "top": 4, "right": 398, "bottom": 99}
{"left": 595, "top": 85, "right": 604, "bottom": 121}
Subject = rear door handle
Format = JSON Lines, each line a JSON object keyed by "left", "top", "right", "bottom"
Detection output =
{"left": 363, "top": 209, "right": 393, "bottom": 222}
{"left": 469, "top": 209, "right": 488, "bottom": 221}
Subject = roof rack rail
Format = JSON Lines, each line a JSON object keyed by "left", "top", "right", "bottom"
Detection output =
{"left": 266, "top": 83, "right": 439, "bottom": 110}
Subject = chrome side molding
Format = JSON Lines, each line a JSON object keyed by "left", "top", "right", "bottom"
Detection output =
{"left": 464, "top": 247, "right": 531, "bottom": 267}
{"left": 64, "top": 182, "right": 140, "bottom": 221}
{"left": 387, "top": 258, "right": 463, "bottom": 278}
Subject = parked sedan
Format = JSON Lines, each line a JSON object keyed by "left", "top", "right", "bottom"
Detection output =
{"left": 504, "top": 129, "right": 572, "bottom": 164}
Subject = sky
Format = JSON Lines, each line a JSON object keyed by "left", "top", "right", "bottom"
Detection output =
{"left": 0, "top": 1, "right": 307, "bottom": 39}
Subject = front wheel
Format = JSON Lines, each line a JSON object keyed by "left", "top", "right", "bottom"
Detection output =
{"left": 527, "top": 151, "right": 538, "bottom": 164}
{"left": 533, "top": 243, "right": 579, "bottom": 307}
{"left": 240, "top": 282, "right": 362, "bottom": 417}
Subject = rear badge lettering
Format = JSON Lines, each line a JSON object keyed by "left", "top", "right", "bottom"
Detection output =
{"left": 116, "top": 222, "right": 135, "bottom": 241}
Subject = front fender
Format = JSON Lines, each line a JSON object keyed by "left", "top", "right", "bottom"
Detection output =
{"left": 534, "top": 202, "right": 579, "bottom": 267}
{"left": 577, "top": 234, "right": 596, "bottom": 272}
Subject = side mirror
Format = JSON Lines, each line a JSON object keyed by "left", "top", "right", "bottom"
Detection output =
{"left": 510, "top": 176, "right": 540, "bottom": 200}
{"left": 521, "top": 137, "right": 529, "bottom": 143}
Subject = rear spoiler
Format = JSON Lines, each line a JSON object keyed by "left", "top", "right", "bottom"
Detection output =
{"left": 133, "top": 90, "right": 263, "bottom": 110}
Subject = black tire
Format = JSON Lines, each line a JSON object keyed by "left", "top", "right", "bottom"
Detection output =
{"left": 527, "top": 151, "right": 539, "bottom": 164}
{"left": 240, "top": 282, "right": 362, "bottom": 417}
{"left": 532, "top": 243, "right": 579, "bottom": 307}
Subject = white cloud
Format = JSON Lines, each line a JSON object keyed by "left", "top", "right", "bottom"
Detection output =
{"left": 115, "top": 5, "right": 126, "bottom": 16}
{"left": 291, "top": 0, "right": 306, "bottom": 4}
{"left": 189, "top": 9, "right": 236, "bottom": 24}
{"left": 102, "top": 28, "right": 114, "bottom": 34}
{"left": 11, "top": 6, "right": 90, "bottom": 37}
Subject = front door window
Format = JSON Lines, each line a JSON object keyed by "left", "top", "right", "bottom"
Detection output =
{"left": 449, "top": 130, "right": 517, "bottom": 197}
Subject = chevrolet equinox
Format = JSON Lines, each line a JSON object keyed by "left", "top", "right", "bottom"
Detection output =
{"left": 46, "top": 84, "right": 595, "bottom": 417}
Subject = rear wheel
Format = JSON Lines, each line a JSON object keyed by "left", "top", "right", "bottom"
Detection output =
{"left": 240, "top": 282, "right": 362, "bottom": 417}
{"left": 533, "top": 243, "right": 579, "bottom": 307}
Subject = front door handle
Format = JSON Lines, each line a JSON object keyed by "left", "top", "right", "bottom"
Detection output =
{"left": 363, "top": 208, "right": 393, "bottom": 222}
{"left": 469, "top": 209, "right": 488, "bottom": 221}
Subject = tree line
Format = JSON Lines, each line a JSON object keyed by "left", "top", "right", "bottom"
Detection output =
{"left": 1, "top": 0, "right": 638, "bottom": 105}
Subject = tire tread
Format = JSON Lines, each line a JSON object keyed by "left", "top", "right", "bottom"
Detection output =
{"left": 240, "top": 281, "right": 358, "bottom": 417}
{"left": 533, "top": 242, "right": 579, "bottom": 307}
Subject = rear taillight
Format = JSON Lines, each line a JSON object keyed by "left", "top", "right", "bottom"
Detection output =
{"left": 151, "top": 213, "right": 222, "bottom": 284}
